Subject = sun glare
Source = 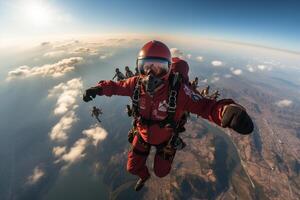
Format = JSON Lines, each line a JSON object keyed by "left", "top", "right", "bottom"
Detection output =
{"left": 23, "top": 1, "right": 53, "bottom": 26}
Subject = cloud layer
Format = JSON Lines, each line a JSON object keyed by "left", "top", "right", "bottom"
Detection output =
{"left": 49, "top": 111, "right": 78, "bottom": 142}
{"left": 48, "top": 78, "right": 83, "bottom": 115}
{"left": 52, "top": 146, "right": 67, "bottom": 157}
{"left": 27, "top": 167, "right": 45, "bottom": 185}
{"left": 211, "top": 60, "right": 223, "bottom": 67}
{"left": 83, "top": 125, "right": 108, "bottom": 146}
{"left": 7, "top": 57, "right": 83, "bottom": 80}
{"left": 170, "top": 48, "right": 193, "bottom": 60}
{"left": 48, "top": 78, "right": 82, "bottom": 142}
{"left": 275, "top": 99, "right": 293, "bottom": 108}
{"left": 232, "top": 69, "right": 243, "bottom": 75}
{"left": 54, "top": 125, "right": 108, "bottom": 169}
{"left": 196, "top": 56, "right": 203, "bottom": 62}
{"left": 60, "top": 138, "right": 88, "bottom": 165}
{"left": 246, "top": 64, "right": 272, "bottom": 72}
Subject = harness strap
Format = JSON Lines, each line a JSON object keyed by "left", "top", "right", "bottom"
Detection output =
{"left": 130, "top": 73, "right": 183, "bottom": 149}
{"left": 165, "top": 73, "right": 181, "bottom": 130}
{"left": 132, "top": 78, "right": 142, "bottom": 117}
{"left": 131, "top": 73, "right": 181, "bottom": 129}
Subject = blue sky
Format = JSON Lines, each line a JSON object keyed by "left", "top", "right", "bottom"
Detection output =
{"left": 1, "top": 0, "right": 300, "bottom": 52}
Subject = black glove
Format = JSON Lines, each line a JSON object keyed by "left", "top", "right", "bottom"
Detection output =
{"left": 221, "top": 104, "right": 254, "bottom": 135}
{"left": 83, "top": 86, "right": 102, "bottom": 102}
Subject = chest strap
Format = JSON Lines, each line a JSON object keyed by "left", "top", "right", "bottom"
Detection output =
{"left": 132, "top": 78, "right": 142, "bottom": 118}
{"left": 131, "top": 73, "right": 181, "bottom": 130}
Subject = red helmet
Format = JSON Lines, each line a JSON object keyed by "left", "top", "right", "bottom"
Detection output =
{"left": 171, "top": 57, "right": 189, "bottom": 83}
{"left": 138, "top": 40, "right": 171, "bottom": 62}
{"left": 137, "top": 41, "right": 171, "bottom": 80}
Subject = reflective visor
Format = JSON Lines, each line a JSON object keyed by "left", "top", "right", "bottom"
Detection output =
{"left": 137, "top": 58, "right": 169, "bottom": 77}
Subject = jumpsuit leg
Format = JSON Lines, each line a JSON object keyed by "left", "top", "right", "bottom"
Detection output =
{"left": 153, "top": 148, "right": 176, "bottom": 178}
{"left": 127, "top": 135, "right": 150, "bottom": 180}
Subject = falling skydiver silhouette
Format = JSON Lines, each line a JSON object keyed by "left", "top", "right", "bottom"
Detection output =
{"left": 91, "top": 106, "right": 102, "bottom": 123}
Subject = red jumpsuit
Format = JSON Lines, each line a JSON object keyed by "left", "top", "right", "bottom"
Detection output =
{"left": 97, "top": 76, "right": 234, "bottom": 180}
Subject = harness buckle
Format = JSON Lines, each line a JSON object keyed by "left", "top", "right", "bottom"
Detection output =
{"left": 168, "top": 90, "right": 177, "bottom": 112}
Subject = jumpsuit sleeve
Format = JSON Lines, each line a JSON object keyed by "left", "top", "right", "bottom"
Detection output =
{"left": 181, "top": 85, "right": 235, "bottom": 126}
{"left": 96, "top": 76, "right": 138, "bottom": 97}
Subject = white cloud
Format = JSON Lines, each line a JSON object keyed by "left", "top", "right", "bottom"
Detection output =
{"left": 49, "top": 111, "right": 78, "bottom": 142}
{"left": 44, "top": 46, "right": 99, "bottom": 58}
{"left": 53, "top": 40, "right": 80, "bottom": 49}
{"left": 7, "top": 57, "right": 83, "bottom": 80}
{"left": 71, "top": 47, "right": 98, "bottom": 55}
{"left": 211, "top": 60, "right": 223, "bottom": 67}
{"left": 41, "top": 42, "right": 51, "bottom": 46}
{"left": 170, "top": 48, "right": 192, "bottom": 60}
{"left": 48, "top": 78, "right": 83, "bottom": 115}
{"left": 83, "top": 125, "right": 108, "bottom": 146}
{"left": 224, "top": 74, "right": 232, "bottom": 78}
{"left": 99, "top": 55, "right": 108, "bottom": 59}
{"left": 232, "top": 69, "right": 242, "bottom": 75}
{"left": 60, "top": 138, "right": 88, "bottom": 168}
{"left": 247, "top": 65, "right": 255, "bottom": 72}
{"left": 196, "top": 56, "right": 203, "bottom": 62}
{"left": 257, "top": 65, "right": 266, "bottom": 70}
{"left": 201, "top": 78, "right": 208, "bottom": 83}
{"left": 211, "top": 76, "right": 220, "bottom": 83}
{"left": 43, "top": 50, "right": 66, "bottom": 58}
{"left": 48, "top": 78, "right": 82, "bottom": 148}
{"left": 257, "top": 64, "right": 272, "bottom": 71}
{"left": 54, "top": 126, "right": 108, "bottom": 169}
{"left": 27, "top": 166, "right": 45, "bottom": 185}
{"left": 99, "top": 52, "right": 113, "bottom": 60}
{"left": 170, "top": 48, "right": 185, "bottom": 59}
{"left": 53, "top": 146, "right": 66, "bottom": 157}
{"left": 275, "top": 99, "right": 293, "bottom": 108}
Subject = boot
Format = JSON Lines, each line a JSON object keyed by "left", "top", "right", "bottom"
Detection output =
{"left": 134, "top": 175, "right": 150, "bottom": 191}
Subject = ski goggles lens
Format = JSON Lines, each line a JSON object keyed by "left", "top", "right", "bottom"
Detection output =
{"left": 137, "top": 58, "right": 169, "bottom": 77}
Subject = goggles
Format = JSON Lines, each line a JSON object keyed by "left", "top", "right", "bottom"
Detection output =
{"left": 137, "top": 58, "right": 170, "bottom": 78}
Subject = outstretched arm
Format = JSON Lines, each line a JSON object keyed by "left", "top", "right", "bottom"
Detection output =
{"left": 182, "top": 85, "right": 253, "bottom": 134}
{"left": 83, "top": 76, "right": 138, "bottom": 102}
{"left": 185, "top": 96, "right": 234, "bottom": 126}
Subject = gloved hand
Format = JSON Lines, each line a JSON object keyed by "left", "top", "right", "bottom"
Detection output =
{"left": 221, "top": 104, "right": 254, "bottom": 134}
{"left": 83, "top": 86, "right": 102, "bottom": 102}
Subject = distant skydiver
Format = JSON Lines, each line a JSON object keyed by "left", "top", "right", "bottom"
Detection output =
{"left": 200, "top": 85, "right": 210, "bottom": 97}
{"left": 112, "top": 68, "right": 126, "bottom": 81}
{"left": 91, "top": 106, "right": 102, "bottom": 123}
{"left": 210, "top": 90, "right": 220, "bottom": 100}
{"left": 191, "top": 77, "right": 199, "bottom": 91}
{"left": 125, "top": 66, "right": 134, "bottom": 78}
{"left": 83, "top": 40, "right": 253, "bottom": 191}
{"left": 134, "top": 67, "right": 139, "bottom": 76}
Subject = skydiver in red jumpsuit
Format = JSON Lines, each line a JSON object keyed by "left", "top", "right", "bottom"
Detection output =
{"left": 83, "top": 40, "right": 253, "bottom": 191}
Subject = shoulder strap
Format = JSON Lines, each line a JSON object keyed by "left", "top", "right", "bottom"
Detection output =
{"left": 130, "top": 74, "right": 182, "bottom": 129}
{"left": 164, "top": 72, "right": 181, "bottom": 128}
{"left": 132, "top": 77, "right": 142, "bottom": 117}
